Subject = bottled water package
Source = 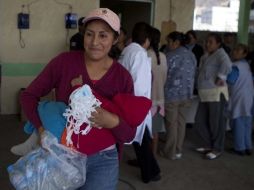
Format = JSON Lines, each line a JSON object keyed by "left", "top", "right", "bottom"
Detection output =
{"left": 7, "top": 131, "right": 87, "bottom": 190}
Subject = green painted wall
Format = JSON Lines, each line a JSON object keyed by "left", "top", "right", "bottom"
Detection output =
{"left": 237, "top": 0, "right": 251, "bottom": 44}
{"left": 1, "top": 63, "right": 45, "bottom": 76}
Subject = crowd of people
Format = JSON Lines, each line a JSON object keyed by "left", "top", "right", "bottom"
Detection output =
{"left": 9, "top": 7, "right": 254, "bottom": 189}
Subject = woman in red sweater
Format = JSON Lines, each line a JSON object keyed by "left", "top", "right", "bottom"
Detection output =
{"left": 19, "top": 8, "right": 136, "bottom": 190}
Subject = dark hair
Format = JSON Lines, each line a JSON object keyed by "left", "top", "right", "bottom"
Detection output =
{"left": 235, "top": 43, "right": 249, "bottom": 55}
{"left": 166, "top": 31, "right": 186, "bottom": 46}
{"left": 132, "top": 22, "right": 152, "bottom": 46}
{"left": 78, "top": 17, "right": 85, "bottom": 26}
{"left": 120, "top": 27, "right": 127, "bottom": 36}
{"left": 108, "top": 45, "right": 121, "bottom": 59}
{"left": 223, "top": 32, "right": 234, "bottom": 38}
{"left": 207, "top": 32, "right": 222, "bottom": 45}
{"left": 150, "top": 27, "right": 161, "bottom": 65}
{"left": 186, "top": 30, "right": 197, "bottom": 40}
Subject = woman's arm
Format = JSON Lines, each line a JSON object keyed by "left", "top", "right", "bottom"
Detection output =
{"left": 110, "top": 72, "right": 136, "bottom": 144}
{"left": 217, "top": 49, "right": 232, "bottom": 81}
{"left": 20, "top": 55, "right": 61, "bottom": 128}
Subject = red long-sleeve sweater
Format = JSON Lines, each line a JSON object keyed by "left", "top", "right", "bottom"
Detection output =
{"left": 20, "top": 51, "right": 136, "bottom": 157}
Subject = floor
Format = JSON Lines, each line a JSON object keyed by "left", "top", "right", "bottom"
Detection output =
{"left": 1, "top": 115, "right": 254, "bottom": 190}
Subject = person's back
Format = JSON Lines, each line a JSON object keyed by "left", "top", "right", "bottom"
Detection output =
{"left": 148, "top": 27, "right": 167, "bottom": 156}
{"left": 119, "top": 23, "right": 152, "bottom": 100}
{"left": 185, "top": 30, "right": 204, "bottom": 66}
{"left": 148, "top": 50, "right": 167, "bottom": 102}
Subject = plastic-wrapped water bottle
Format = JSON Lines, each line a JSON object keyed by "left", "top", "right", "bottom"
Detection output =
{"left": 41, "top": 151, "right": 82, "bottom": 190}
{"left": 7, "top": 165, "right": 29, "bottom": 190}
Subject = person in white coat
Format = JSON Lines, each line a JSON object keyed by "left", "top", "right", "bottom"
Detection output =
{"left": 118, "top": 22, "right": 161, "bottom": 183}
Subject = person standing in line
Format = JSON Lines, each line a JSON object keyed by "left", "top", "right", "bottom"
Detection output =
{"left": 19, "top": 8, "right": 136, "bottom": 190}
{"left": 195, "top": 32, "right": 232, "bottom": 160}
{"left": 227, "top": 44, "right": 253, "bottom": 156}
{"left": 70, "top": 17, "right": 85, "bottom": 51}
{"left": 118, "top": 22, "right": 161, "bottom": 183}
{"left": 185, "top": 30, "right": 204, "bottom": 120}
{"left": 160, "top": 31, "right": 196, "bottom": 160}
{"left": 185, "top": 30, "right": 204, "bottom": 67}
{"left": 222, "top": 32, "right": 236, "bottom": 56}
{"left": 148, "top": 27, "right": 167, "bottom": 156}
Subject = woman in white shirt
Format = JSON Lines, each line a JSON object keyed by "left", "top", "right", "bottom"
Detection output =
{"left": 118, "top": 22, "right": 161, "bottom": 183}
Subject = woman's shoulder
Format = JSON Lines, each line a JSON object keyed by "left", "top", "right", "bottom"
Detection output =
{"left": 159, "top": 52, "right": 167, "bottom": 64}
{"left": 216, "top": 48, "right": 229, "bottom": 57}
{"left": 56, "top": 51, "right": 83, "bottom": 59}
{"left": 147, "top": 49, "right": 154, "bottom": 56}
{"left": 110, "top": 60, "right": 134, "bottom": 93}
{"left": 50, "top": 51, "right": 83, "bottom": 66}
{"left": 234, "top": 59, "right": 251, "bottom": 69}
{"left": 167, "top": 47, "right": 185, "bottom": 59}
{"left": 149, "top": 50, "right": 166, "bottom": 60}
{"left": 113, "top": 60, "right": 132, "bottom": 75}
{"left": 216, "top": 48, "right": 232, "bottom": 63}
{"left": 122, "top": 43, "right": 145, "bottom": 55}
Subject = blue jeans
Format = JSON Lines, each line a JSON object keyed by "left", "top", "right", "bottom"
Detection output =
{"left": 78, "top": 147, "right": 119, "bottom": 190}
{"left": 230, "top": 116, "right": 253, "bottom": 151}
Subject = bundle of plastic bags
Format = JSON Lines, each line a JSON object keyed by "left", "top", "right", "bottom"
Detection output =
{"left": 7, "top": 131, "right": 87, "bottom": 190}
{"left": 63, "top": 84, "right": 102, "bottom": 147}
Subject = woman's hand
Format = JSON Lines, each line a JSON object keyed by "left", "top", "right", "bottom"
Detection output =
{"left": 71, "top": 75, "right": 83, "bottom": 87}
{"left": 89, "top": 107, "right": 120, "bottom": 129}
{"left": 215, "top": 77, "right": 225, "bottom": 86}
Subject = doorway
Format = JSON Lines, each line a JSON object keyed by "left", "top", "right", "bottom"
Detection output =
{"left": 100, "top": 0, "right": 154, "bottom": 39}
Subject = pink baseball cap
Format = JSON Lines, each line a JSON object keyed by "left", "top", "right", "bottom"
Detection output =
{"left": 83, "top": 8, "right": 120, "bottom": 34}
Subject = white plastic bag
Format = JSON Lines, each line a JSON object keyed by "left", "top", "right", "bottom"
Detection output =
{"left": 7, "top": 131, "right": 87, "bottom": 190}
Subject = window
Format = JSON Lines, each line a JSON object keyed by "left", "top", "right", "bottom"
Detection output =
{"left": 193, "top": 0, "right": 240, "bottom": 32}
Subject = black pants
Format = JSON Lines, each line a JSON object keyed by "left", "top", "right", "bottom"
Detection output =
{"left": 195, "top": 94, "right": 227, "bottom": 151}
{"left": 133, "top": 128, "right": 161, "bottom": 183}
